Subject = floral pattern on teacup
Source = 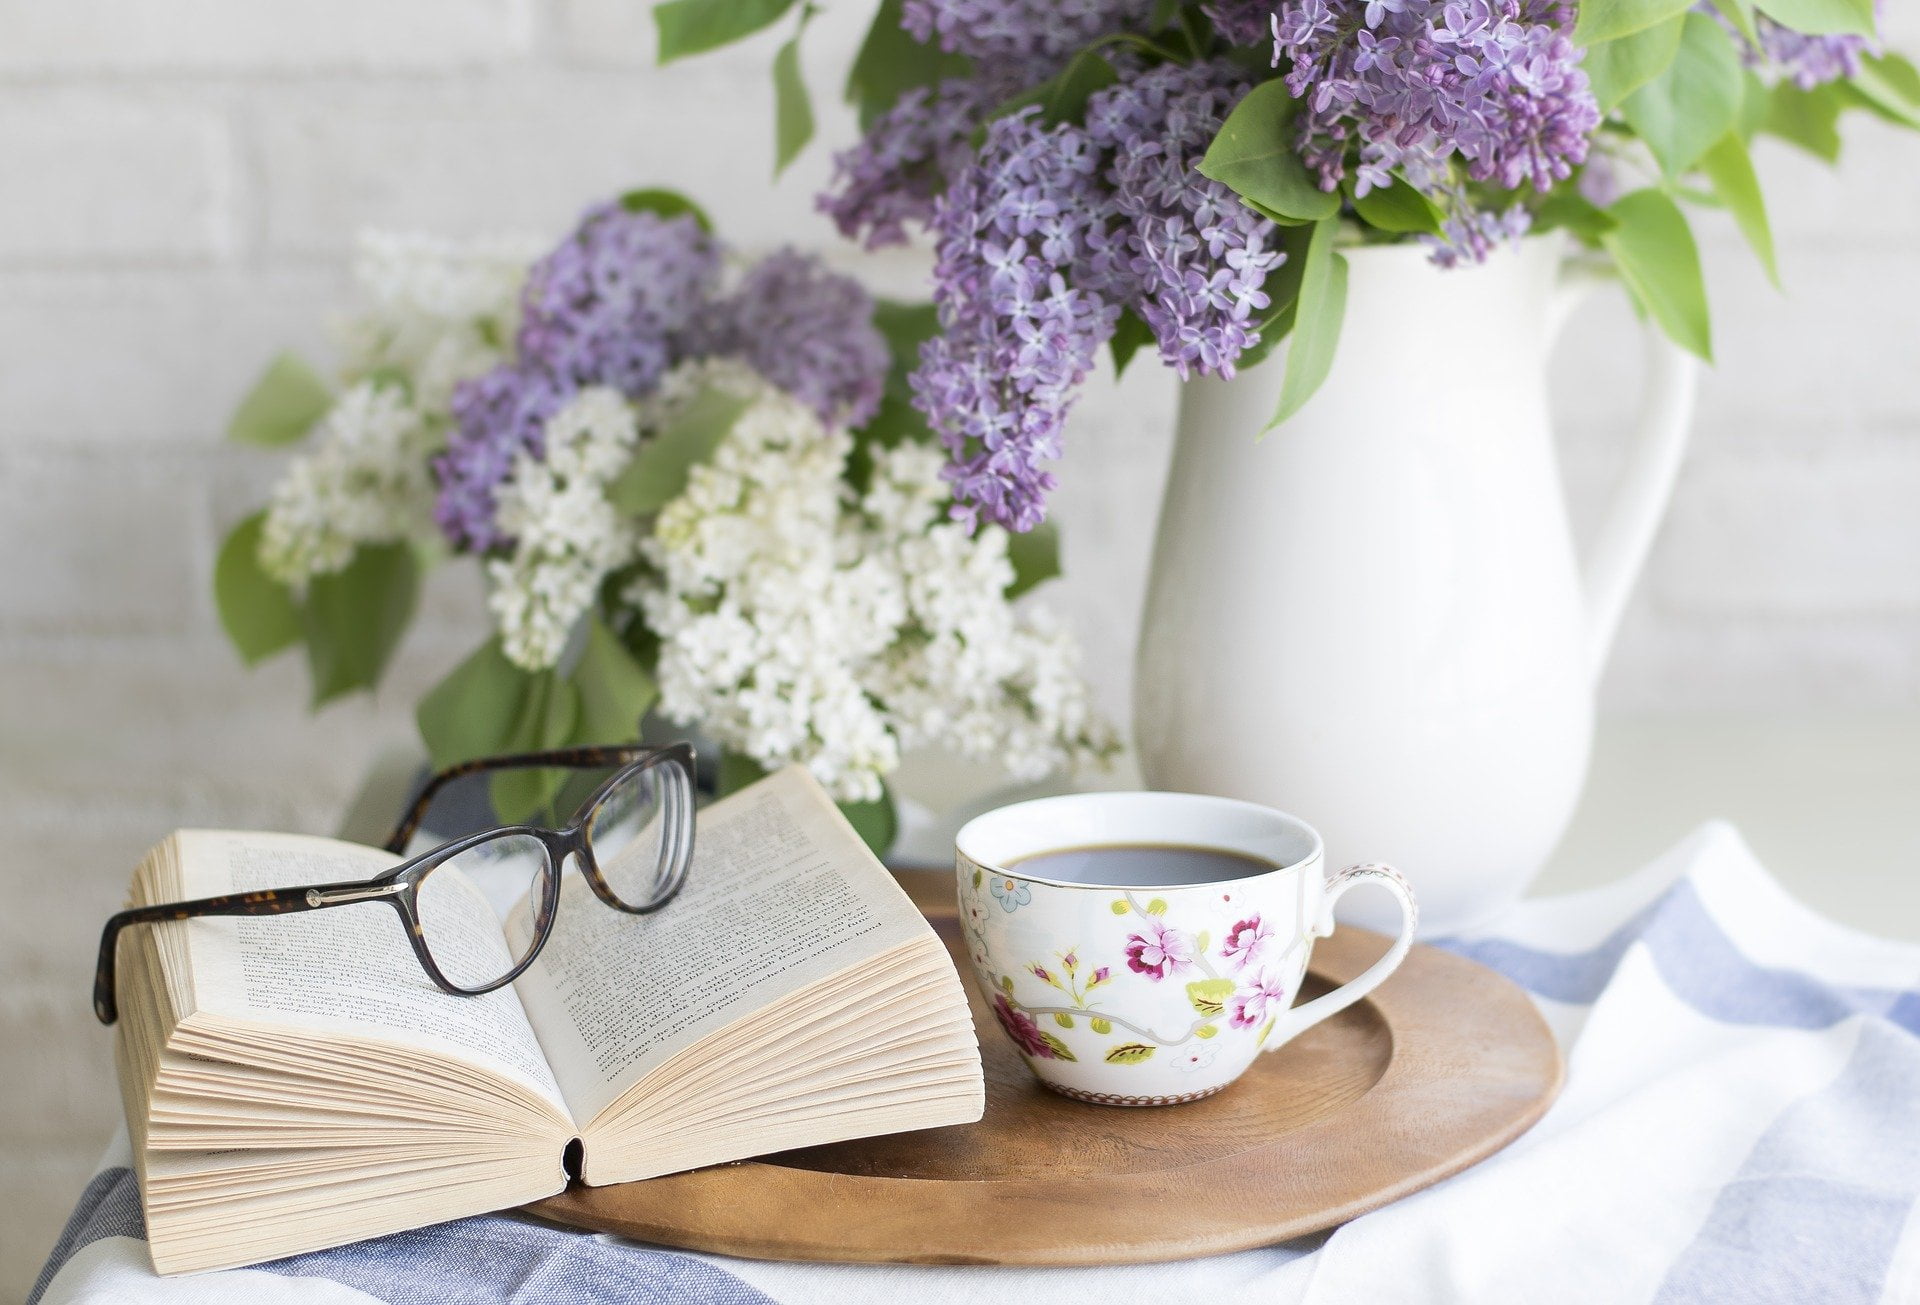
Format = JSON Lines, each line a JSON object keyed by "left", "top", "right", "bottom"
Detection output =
{"left": 1124, "top": 918, "right": 1197, "bottom": 980}
{"left": 962, "top": 873, "right": 1304, "bottom": 1069}
{"left": 988, "top": 876, "right": 1032, "bottom": 912}
{"left": 1171, "top": 1044, "right": 1218, "bottom": 1074}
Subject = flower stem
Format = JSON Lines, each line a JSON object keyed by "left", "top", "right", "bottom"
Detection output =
{"left": 1017, "top": 1003, "right": 1206, "bottom": 1046}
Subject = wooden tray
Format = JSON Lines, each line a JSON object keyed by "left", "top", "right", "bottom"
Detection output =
{"left": 526, "top": 871, "right": 1562, "bottom": 1265}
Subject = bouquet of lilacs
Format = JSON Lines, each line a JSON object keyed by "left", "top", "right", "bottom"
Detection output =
{"left": 214, "top": 190, "right": 1115, "bottom": 843}
{"left": 665, "top": 0, "right": 1918, "bottom": 531}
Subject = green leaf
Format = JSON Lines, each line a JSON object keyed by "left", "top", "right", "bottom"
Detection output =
{"left": 214, "top": 513, "right": 301, "bottom": 666}
{"left": 1005, "top": 520, "right": 1060, "bottom": 598}
{"left": 1108, "top": 307, "right": 1155, "bottom": 377}
{"left": 1090, "top": 1016, "right": 1113, "bottom": 1034}
{"left": 719, "top": 750, "right": 771, "bottom": 797}
{"left": 1109, "top": 899, "right": 1129, "bottom": 915}
{"left": 1582, "top": 14, "right": 1687, "bottom": 111}
{"left": 1534, "top": 189, "right": 1620, "bottom": 243}
{"left": 1053, "top": 1012, "right": 1074, "bottom": 1028}
{"left": 1195, "top": 1023, "right": 1219, "bottom": 1039}
{"left": 1145, "top": 897, "right": 1169, "bottom": 916}
{"left": 489, "top": 670, "right": 581, "bottom": 823}
{"left": 300, "top": 543, "right": 418, "bottom": 706}
{"left": 1269, "top": 218, "right": 1348, "bottom": 428}
{"left": 1199, "top": 79, "right": 1341, "bottom": 223}
{"left": 1751, "top": 0, "right": 1876, "bottom": 36}
{"left": 1348, "top": 177, "right": 1444, "bottom": 235}
{"left": 851, "top": 302, "right": 940, "bottom": 469}
{"left": 872, "top": 299, "right": 939, "bottom": 374}
{"left": 1186, "top": 978, "right": 1236, "bottom": 1017}
{"left": 608, "top": 385, "right": 750, "bottom": 515}
{"left": 837, "top": 784, "right": 899, "bottom": 858}
{"left": 618, "top": 188, "right": 713, "bottom": 233}
{"left": 1038, "top": 1032, "right": 1078, "bottom": 1062}
{"left": 1256, "top": 1017, "right": 1275, "bottom": 1045}
{"left": 1574, "top": 0, "right": 1695, "bottom": 45}
{"left": 1623, "top": 12, "right": 1744, "bottom": 177}
{"left": 227, "top": 353, "right": 332, "bottom": 447}
{"left": 417, "top": 638, "right": 534, "bottom": 771}
{"left": 1600, "top": 188, "right": 1713, "bottom": 360}
{"left": 1103, "top": 1042, "right": 1155, "bottom": 1064}
{"left": 1763, "top": 80, "right": 1845, "bottom": 160}
{"left": 1195, "top": 930, "right": 1211, "bottom": 953}
{"left": 1019, "top": 49, "right": 1119, "bottom": 126}
{"left": 772, "top": 34, "right": 814, "bottom": 175}
{"left": 1847, "top": 53, "right": 1920, "bottom": 129}
{"left": 1700, "top": 131, "right": 1778, "bottom": 286}
{"left": 571, "top": 615, "right": 657, "bottom": 745}
{"left": 653, "top": 0, "right": 797, "bottom": 63}
{"left": 1737, "top": 69, "right": 1772, "bottom": 139}
{"left": 1709, "top": 0, "right": 1761, "bottom": 46}
{"left": 845, "top": 0, "right": 970, "bottom": 126}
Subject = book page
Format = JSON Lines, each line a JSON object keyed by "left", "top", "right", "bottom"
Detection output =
{"left": 175, "top": 830, "right": 567, "bottom": 1113}
{"left": 508, "top": 767, "right": 929, "bottom": 1125}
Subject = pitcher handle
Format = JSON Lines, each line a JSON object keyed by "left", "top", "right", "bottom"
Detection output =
{"left": 1551, "top": 260, "right": 1698, "bottom": 682}
{"left": 1265, "top": 863, "right": 1417, "bottom": 1049}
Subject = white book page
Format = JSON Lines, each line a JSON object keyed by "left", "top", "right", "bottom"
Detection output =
{"left": 176, "top": 830, "right": 568, "bottom": 1114}
{"left": 509, "top": 767, "right": 929, "bottom": 1126}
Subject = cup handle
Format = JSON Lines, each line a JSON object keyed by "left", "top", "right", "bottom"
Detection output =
{"left": 1264, "top": 863, "right": 1419, "bottom": 1050}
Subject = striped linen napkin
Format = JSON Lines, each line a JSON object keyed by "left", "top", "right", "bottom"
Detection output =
{"left": 32, "top": 822, "right": 1920, "bottom": 1305}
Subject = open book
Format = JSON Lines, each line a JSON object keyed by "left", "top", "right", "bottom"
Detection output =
{"left": 112, "top": 766, "right": 984, "bottom": 1275}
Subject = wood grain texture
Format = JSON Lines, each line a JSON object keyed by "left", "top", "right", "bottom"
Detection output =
{"left": 525, "top": 869, "right": 1562, "bottom": 1265}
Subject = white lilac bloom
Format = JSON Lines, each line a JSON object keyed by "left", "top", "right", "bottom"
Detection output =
{"left": 258, "top": 231, "right": 541, "bottom": 588}
{"left": 336, "top": 230, "right": 541, "bottom": 412}
{"left": 634, "top": 360, "right": 1114, "bottom": 803}
{"left": 487, "top": 387, "right": 642, "bottom": 670}
{"left": 258, "top": 381, "right": 438, "bottom": 585}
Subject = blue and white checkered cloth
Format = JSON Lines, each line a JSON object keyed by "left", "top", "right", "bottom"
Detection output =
{"left": 33, "top": 823, "right": 1920, "bottom": 1305}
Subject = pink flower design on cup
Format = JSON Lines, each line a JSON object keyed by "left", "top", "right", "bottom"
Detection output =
{"left": 1227, "top": 969, "right": 1291, "bottom": 1029}
{"left": 1222, "top": 914, "right": 1274, "bottom": 970}
{"left": 991, "top": 993, "right": 1057, "bottom": 1059}
{"left": 1125, "top": 919, "right": 1196, "bottom": 981}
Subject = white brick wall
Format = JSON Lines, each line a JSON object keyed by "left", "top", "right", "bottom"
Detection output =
{"left": 1, "top": 2, "right": 1917, "bottom": 1288}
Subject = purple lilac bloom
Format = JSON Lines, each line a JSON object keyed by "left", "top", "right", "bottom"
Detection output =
{"left": 1756, "top": 21, "right": 1876, "bottom": 88}
{"left": 1429, "top": 201, "right": 1534, "bottom": 268}
{"left": 903, "top": 0, "right": 1142, "bottom": 62}
{"left": 824, "top": 1, "right": 1157, "bottom": 248}
{"left": 821, "top": 80, "right": 998, "bottom": 248}
{"left": 914, "top": 62, "right": 1286, "bottom": 532}
{"left": 699, "top": 249, "right": 890, "bottom": 428}
{"left": 914, "top": 109, "right": 1120, "bottom": 533}
{"left": 1083, "top": 61, "right": 1283, "bottom": 378}
{"left": 1274, "top": 0, "right": 1599, "bottom": 261}
{"left": 516, "top": 203, "right": 720, "bottom": 392}
{"left": 1204, "top": 0, "right": 1280, "bottom": 45}
{"left": 435, "top": 366, "right": 570, "bottom": 551}
{"left": 1703, "top": 0, "right": 1883, "bottom": 90}
{"left": 434, "top": 203, "right": 891, "bottom": 551}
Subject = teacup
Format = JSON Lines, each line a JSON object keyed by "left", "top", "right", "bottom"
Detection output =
{"left": 955, "top": 791, "right": 1417, "bottom": 1105}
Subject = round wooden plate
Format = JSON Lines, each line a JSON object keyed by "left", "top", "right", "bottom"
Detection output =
{"left": 526, "top": 872, "right": 1562, "bottom": 1265}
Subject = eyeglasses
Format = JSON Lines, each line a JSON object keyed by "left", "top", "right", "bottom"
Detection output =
{"left": 93, "top": 742, "right": 696, "bottom": 1024}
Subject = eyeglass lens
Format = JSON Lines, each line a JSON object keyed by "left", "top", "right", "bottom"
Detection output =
{"left": 587, "top": 757, "right": 691, "bottom": 910}
{"left": 413, "top": 831, "right": 554, "bottom": 990}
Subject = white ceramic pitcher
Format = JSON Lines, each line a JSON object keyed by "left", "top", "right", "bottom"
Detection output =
{"left": 1132, "top": 235, "right": 1695, "bottom": 936}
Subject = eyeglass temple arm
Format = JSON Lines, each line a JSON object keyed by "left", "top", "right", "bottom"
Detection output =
{"left": 92, "top": 877, "right": 407, "bottom": 1025}
{"left": 380, "top": 739, "right": 689, "bottom": 855}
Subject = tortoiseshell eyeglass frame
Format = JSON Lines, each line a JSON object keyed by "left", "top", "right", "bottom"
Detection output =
{"left": 92, "top": 740, "right": 696, "bottom": 1025}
